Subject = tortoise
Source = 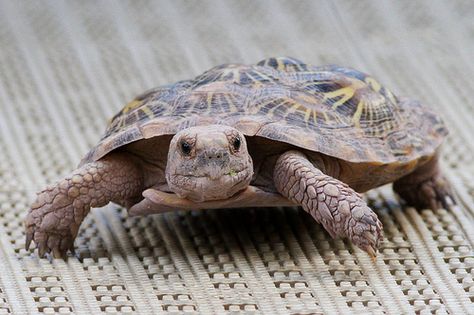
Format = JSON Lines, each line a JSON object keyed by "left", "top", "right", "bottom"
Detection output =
{"left": 25, "top": 57, "right": 454, "bottom": 258}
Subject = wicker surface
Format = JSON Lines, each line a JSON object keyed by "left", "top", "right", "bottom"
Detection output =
{"left": 0, "top": 1, "right": 473, "bottom": 314}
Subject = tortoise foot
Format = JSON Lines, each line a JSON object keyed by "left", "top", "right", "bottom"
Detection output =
{"left": 394, "top": 173, "right": 455, "bottom": 210}
{"left": 25, "top": 183, "right": 81, "bottom": 258}
{"left": 343, "top": 199, "right": 384, "bottom": 259}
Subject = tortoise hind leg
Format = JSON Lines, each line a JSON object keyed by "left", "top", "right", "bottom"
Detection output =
{"left": 393, "top": 154, "right": 455, "bottom": 210}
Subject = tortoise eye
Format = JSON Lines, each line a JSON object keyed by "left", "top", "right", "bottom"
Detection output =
{"left": 180, "top": 140, "right": 192, "bottom": 156}
{"left": 232, "top": 136, "right": 241, "bottom": 152}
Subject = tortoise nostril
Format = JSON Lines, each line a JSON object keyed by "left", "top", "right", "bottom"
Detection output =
{"left": 205, "top": 150, "right": 228, "bottom": 161}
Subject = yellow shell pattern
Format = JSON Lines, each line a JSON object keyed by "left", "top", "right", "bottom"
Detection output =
{"left": 83, "top": 57, "right": 447, "bottom": 165}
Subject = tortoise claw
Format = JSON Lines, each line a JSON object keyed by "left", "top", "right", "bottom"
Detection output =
{"left": 25, "top": 231, "right": 33, "bottom": 251}
{"left": 52, "top": 246, "right": 63, "bottom": 259}
{"left": 365, "top": 245, "right": 377, "bottom": 261}
{"left": 363, "top": 230, "right": 378, "bottom": 247}
{"left": 38, "top": 241, "right": 48, "bottom": 258}
{"left": 32, "top": 232, "right": 73, "bottom": 259}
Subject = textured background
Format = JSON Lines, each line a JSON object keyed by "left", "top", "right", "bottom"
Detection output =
{"left": 0, "top": 0, "right": 473, "bottom": 314}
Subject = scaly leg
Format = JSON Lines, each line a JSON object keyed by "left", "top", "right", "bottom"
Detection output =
{"left": 393, "top": 154, "right": 455, "bottom": 210}
{"left": 25, "top": 153, "right": 143, "bottom": 258}
{"left": 274, "top": 151, "right": 383, "bottom": 257}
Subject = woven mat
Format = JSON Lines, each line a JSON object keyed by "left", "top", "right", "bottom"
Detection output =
{"left": 0, "top": 1, "right": 473, "bottom": 314}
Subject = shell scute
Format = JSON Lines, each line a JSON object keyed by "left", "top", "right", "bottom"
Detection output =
{"left": 82, "top": 57, "right": 447, "bottom": 165}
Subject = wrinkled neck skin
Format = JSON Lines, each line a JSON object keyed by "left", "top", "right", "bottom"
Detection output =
{"left": 165, "top": 125, "right": 254, "bottom": 202}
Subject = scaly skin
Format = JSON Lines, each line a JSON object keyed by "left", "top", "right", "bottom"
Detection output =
{"left": 393, "top": 154, "right": 455, "bottom": 210}
{"left": 25, "top": 153, "right": 143, "bottom": 258}
{"left": 274, "top": 150, "right": 383, "bottom": 257}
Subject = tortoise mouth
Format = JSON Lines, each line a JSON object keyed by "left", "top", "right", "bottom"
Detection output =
{"left": 168, "top": 183, "right": 249, "bottom": 201}
{"left": 174, "top": 168, "right": 246, "bottom": 180}
{"left": 167, "top": 168, "right": 253, "bottom": 202}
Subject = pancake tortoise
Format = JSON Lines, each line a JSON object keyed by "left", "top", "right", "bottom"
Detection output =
{"left": 25, "top": 57, "right": 455, "bottom": 258}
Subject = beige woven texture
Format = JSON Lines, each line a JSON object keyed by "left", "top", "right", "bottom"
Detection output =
{"left": 0, "top": 1, "right": 473, "bottom": 314}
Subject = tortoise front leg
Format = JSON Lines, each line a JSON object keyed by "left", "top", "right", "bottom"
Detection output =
{"left": 274, "top": 151, "right": 383, "bottom": 257}
{"left": 25, "top": 153, "right": 144, "bottom": 258}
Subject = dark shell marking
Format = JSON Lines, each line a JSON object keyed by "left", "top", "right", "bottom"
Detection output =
{"left": 82, "top": 57, "right": 447, "bottom": 165}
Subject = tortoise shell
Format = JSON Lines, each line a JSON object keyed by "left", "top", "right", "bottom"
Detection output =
{"left": 81, "top": 57, "right": 447, "bottom": 165}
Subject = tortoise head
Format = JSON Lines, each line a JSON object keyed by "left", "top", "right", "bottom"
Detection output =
{"left": 166, "top": 125, "right": 253, "bottom": 202}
